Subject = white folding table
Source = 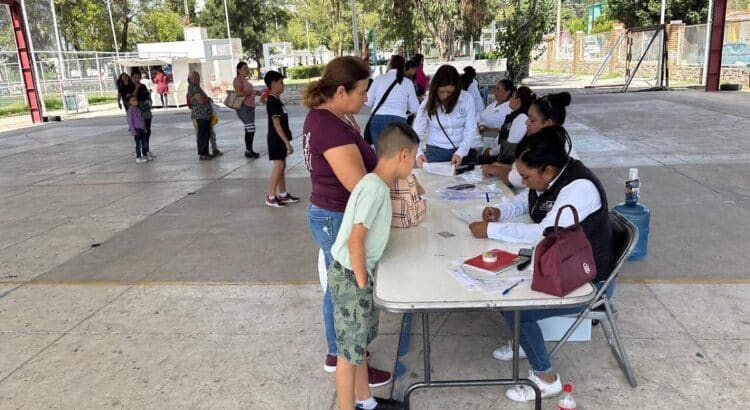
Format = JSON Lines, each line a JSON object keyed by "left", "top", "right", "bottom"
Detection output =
{"left": 374, "top": 170, "right": 596, "bottom": 409}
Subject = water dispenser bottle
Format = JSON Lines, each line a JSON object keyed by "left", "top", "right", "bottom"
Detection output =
{"left": 613, "top": 168, "right": 650, "bottom": 260}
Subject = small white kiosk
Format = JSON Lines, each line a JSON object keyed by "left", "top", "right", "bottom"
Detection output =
{"left": 117, "top": 26, "right": 242, "bottom": 107}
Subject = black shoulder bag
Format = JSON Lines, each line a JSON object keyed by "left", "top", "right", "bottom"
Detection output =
{"left": 435, "top": 112, "right": 477, "bottom": 166}
{"left": 364, "top": 80, "right": 398, "bottom": 144}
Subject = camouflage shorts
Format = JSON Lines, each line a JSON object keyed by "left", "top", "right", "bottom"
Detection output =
{"left": 328, "top": 260, "right": 379, "bottom": 365}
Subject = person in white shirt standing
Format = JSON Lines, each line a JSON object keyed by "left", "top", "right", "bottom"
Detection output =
{"left": 468, "top": 126, "right": 613, "bottom": 403}
{"left": 414, "top": 65, "right": 478, "bottom": 166}
{"left": 462, "top": 66, "right": 485, "bottom": 114}
{"left": 365, "top": 55, "right": 420, "bottom": 149}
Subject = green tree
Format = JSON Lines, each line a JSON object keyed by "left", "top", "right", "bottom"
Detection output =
{"left": 497, "top": 0, "right": 554, "bottom": 83}
{"left": 198, "top": 0, "right": 290, "bottom": 67}
{"left": 136, "top": 7, "right": 185, "bottom": 43}
{"left": 608, "top": 0, "right": 709, "bottom": 28}
{"left": 162, "top": 0, "right": 198, "bottom": 22}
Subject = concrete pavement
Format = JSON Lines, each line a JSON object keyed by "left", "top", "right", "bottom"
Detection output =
{"left": 0, "top": 90, "right": 749, "bottom": 409}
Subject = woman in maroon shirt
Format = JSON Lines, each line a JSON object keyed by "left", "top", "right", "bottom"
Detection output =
{"left": 302, "top": 56, "right": 391, "bottom": 388}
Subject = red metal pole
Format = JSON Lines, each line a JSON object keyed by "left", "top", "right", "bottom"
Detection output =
{"left": 706, "top": 0, "right": 727, "bottom": 92}
{"left": 7, "top": 0, "right": 42, "bottom": 123}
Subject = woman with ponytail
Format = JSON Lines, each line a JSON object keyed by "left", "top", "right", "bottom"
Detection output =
{"left": 233, "top": 61, "right": 259, "bottom": 158}
{"left": 302, "top": 56, "right": 393, "bottom": 389}
{"left": 365, "top": 55, "right": 420, "bottom": 148}
{"left": 483, "top": 92, "right": 576, "bottom": 187}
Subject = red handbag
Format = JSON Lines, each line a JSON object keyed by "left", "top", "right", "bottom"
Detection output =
{"left": 531, "top": 205, "right": 597, "bottom": 297}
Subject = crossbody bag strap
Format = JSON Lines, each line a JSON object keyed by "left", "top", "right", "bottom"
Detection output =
{"left": 371, "top": 80, "right": 398, "bottom": 117}
{"left": 435, "top": 112, "right": 458, "bottom": 150}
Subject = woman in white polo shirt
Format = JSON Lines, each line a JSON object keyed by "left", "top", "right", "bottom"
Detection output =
{"left": 366, "top": 55, "right": 420, "bottom": 148}
{"left": 478, "top": 79, "right": 515, "bottom": 139}
{"left": 414, "top": 65, "right": 478, "bottom": 166}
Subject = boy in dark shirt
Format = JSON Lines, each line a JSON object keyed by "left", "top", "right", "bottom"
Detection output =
{"left": 264, "top": 71, "right": 299, "bottom": 207}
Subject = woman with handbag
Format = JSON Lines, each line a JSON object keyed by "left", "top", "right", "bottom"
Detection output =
{"left": 301, "top": 56, "right": 392, "bottom": 389}
{"left": 413, "top": 65, "right": 478, "bottom": 167}
{"left": 131, "top": 69, "right": 154, "bottom": 160}
{"left": 468, "top": 126, "right": 613, "bottom": 402}
{"left": 233, "top": 62, "right": 260, "bottom": 158}
{"left": 365, "top": 55, "right": 420, "bottom": 148}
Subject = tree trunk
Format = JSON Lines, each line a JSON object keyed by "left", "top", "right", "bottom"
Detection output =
{"left": 120, "top": 0, "right": 130, "bottom": 52}
{"left": 417, "top": 2, "right": 457, "bottom": 61}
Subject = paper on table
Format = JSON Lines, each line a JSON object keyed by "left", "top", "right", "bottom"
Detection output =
{"left": 422, "top": 162, "right": 455, "bottom": 177}
{"left": 447, "top": 261, "right": 531, "bottom": 294}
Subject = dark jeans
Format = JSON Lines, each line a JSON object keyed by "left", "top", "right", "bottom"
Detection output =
{"left": 160, "top": 94, "right": 168, "bottom": 107}
{"left": 370, "top": 114, "right": 407, "bottom": 149}
{"left": 144, "top": 118, "right": 152, "bottom": 150}
{"left": 134, "top": 129, "right": 148, "bottom": 157}
{"left": 195, "top": 118, "right": 211, "bottom": 156}
{"left": 425, "top": 145, "right": 457, "bottom": 162}
{"left": 501, "top": 282, "right": 615, "bottom": 373}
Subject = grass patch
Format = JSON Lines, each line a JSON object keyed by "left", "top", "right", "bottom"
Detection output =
{"left": 0, "top": 93, "right": 118, "bottom": 117}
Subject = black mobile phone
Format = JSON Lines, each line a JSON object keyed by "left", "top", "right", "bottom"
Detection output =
{"left": 455, "top": 164, "right": 475, "bottom": 175}
{"left": 518, "top": 248, "right": 533, "bottom": 258}
{"left": 446, "top": 183, "right": 475, "bottom": 191}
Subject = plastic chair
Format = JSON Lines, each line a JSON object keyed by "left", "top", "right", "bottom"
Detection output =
{"left": 548, "top": 210, "right": 639, "bottom": 387}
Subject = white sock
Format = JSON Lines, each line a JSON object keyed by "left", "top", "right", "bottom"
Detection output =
{"left": 280, "top": 192, "right": 288, "bottom": 197}
{"left": 355, "top": 397, "right": 377, "bottom": 410}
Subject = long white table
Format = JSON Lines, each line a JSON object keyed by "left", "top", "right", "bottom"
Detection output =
{"left": 374, "top": 170, "right": 596, "bottom": 409}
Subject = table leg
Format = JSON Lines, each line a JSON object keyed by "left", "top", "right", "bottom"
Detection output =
{"left": 402, "top": 311, "right": 542, "bottom": 410}
{"left": 389, "top": 313, "right": 411, "bottom": 399}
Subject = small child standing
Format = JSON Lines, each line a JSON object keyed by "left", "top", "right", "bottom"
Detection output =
{"left": 263, "top": 70, "right": 299, "bottom": 207}
{"left": 126, "top": 95, "right": 149, "bottom": 163}
{"left": 329, "top": 123, "right": 419, "bottom": 410}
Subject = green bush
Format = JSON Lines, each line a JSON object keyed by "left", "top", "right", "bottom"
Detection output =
{"left": 88, "top": 95, "right": 118, "bottom": 105}
{"left": 285, "top": 65, "right": 325, "bottom": 79}
{"left": 0, "top": 102, "right": 30, "bottom": 116}
{"left": 44, "top": 96, "right": 63, "bottom": 110}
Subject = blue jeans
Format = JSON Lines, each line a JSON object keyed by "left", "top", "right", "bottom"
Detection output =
{"left": 425, "top": 144, "right": 457, "bottom": 162}
{"left": 307, "top": 204, "right": 345, "bottom": 356}
{"left": 370, "top": 114, "right": 407, "bottom": 148}
{"left": 134, "top": 129, "right": 148, "bottom": 157}
{"left": 501, "top": 283, "right": 615, "bottom": 374}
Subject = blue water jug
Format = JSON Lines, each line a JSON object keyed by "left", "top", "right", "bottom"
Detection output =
{"left": 613, "top": 202, "right": 650, "bottom": 260}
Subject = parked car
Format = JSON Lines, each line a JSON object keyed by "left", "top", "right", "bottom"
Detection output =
{"left": 686, "top": 42, "right": 750, "bottom": 66}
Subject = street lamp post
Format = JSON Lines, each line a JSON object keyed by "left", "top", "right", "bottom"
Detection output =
{"left": 49, "top": 0, "right": 66, "bottom": 102}
{"left": 350, "top": 0, "right": 359, "bottom": 55}
{"left": 223, "top": 0, "right": 234, "bottom": 61}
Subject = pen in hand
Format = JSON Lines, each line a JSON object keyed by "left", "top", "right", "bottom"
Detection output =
{"left": 485, "top": 192, "right": 490, "bottom": 203}
{"left": 502, "top": 279, "right": 524, "bottom": 295}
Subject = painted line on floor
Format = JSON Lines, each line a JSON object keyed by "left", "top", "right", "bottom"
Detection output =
{"left": 2, "top": 278, "right": 749, "bottom": 286}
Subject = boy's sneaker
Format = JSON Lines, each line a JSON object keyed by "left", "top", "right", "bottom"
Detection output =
{"left": 212, "top": 149, "right": 224, "bottom": 156}
{"left": 355, "top": 397, "right": 404, "bottom": 409}
{"left": 146, "top": 151, "right": 156, "bottom": 158}
{"left": 136, "top": 157, "right": 147, "bottom": 163}
{"left": 279, "top": 192, "right": 300, "bottom": 203}
{"left": 367, "top": 367, "right": 392, "bottom": 388}
{"left": 505, "top": 370, "right": 562, "bottom": 402}
{"left": 323, "top": 354, "right": 392, "bottom": 388}
{"left": 265, "top": 196, "right": 286, "bottom": 208}
{"left": 245, "top": 150, "right": 260, "bottom": 159}
{"left": 492, "top": 340, "right": 527, "bottom": 361}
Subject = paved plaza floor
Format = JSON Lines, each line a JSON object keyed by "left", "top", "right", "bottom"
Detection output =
{"left": 0, "top": 89, "right": 748, "bottom": 409}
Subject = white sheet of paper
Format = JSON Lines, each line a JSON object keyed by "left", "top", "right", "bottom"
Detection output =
{"left": 422, "top": 162, "right": 455, "bottom": 177}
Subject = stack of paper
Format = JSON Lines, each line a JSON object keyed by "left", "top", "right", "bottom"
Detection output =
{"left": 447, "top": 261, "right": 531, "bottom": 294}
{"left": 422, "top": 162, "right": 455, "bottom": 177}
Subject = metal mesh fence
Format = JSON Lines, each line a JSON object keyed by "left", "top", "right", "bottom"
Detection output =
{"left": 682, "top": 24, "right": 708, "bottom": 65}
{"left": 0, "top": 50, "right": 137, "bottom": 107}
{"left": 582, "top": 32, "right": 611, "bottom": 61}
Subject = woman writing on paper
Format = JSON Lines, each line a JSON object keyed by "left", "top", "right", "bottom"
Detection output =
{"left": 414, "top": 65, "right": 478, "bottom": 167}
{"left": 468, "top": 126, "right": 612, "bottom": 403}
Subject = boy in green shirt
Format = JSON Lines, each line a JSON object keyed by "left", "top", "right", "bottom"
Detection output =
{"left": 329, "top": 123, "right": 419, "bottom": 410}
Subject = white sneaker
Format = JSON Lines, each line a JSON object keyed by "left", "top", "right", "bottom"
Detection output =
{"left": 135, "top": 157, "right": 147, "bottom": 163}
{"left": 146, "top": 153, "right": 154, "bottom": 161}
{"left": 492, "top": 340, "right": 527, "bottom": 361}
{"left": 505, "top": 370, "right": 562, "bottom": 402}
